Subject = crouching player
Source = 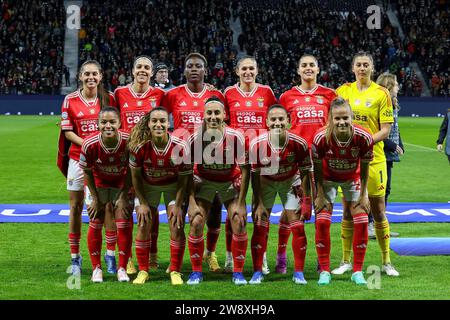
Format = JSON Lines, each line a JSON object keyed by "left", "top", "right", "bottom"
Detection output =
{"left": 312, "top": 98, "right": 373, "bottom": 285}
{"left": 128, "top": 107, "right": 191, "bottom": 285}
{"left": 80, "top": 106, "right": 132, "bottom": 282}
{"left": 187, "top": 97, "right": 250, "bottom": 285}
{"left": 249, "top": 104, "right": 313, "bottom": 285}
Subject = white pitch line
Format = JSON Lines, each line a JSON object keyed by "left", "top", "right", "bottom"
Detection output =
{"left": 403, "top": 142, "right": 437, "bottom": 152}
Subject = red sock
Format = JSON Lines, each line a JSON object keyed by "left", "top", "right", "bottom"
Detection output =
{"left": 353, "top": 213, "right": 369, "bottom": 272}
{"left": 128, "top": 215, "right": 134, "bottom": 259}
{"left": 232, "top": 233, "right": 248, "bottom": 272}
{"left": 105, "top": 230, "right": 117, "bottom": 251}
{"left": 116, "top": 219, "right": 131, "bottom": 269}
{"left": 290, "top": 220, "right": 307, "bottom": 272}
{"left": 225, "top": 217, "right": 232, "bottom": 252}
{"left": 206, "top": 227, "right": 221, "bottom": 253}
{"left": 188, "top": 235, "right": 204, "bottom": 272}
{"left": 87, "top": 219, "right": 103, "bottom": 269}
{"left": 150, "top": 213, "right": 159, "bottom": 255}
{"left": 277, "top": 221, "right": 291, "bottom": 255}
{"left": 69, "top": 232, "right": 81, "bottom": 255}
{"left": 315, "top": 211, "right": 332, "bottom": 272}
{"left": 170, "top": 238, "right": 186, "bottom": 272}
{"left": 251, "top": 220, "right": 269, "bottom": 271}
{"left": 135, "top": 239, "right": 151, "bottom": 271}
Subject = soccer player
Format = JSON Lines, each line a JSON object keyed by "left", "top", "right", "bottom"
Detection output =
{"left": 249, "top": 104, "right": 313, "bottom": 285}
{"left": 128, "top": 107, "right": 191, "bottom": 285}
{"left": 312, "top": 97, "right": 373, "bottom": 286}
{"left": 333, "top": 51, "right": 399, "bottom": 277}
{"left": 162, "top": 53, "right": 225, "bottom": 273}
{"left": 186, "top": 97, "right": 250, "bottom": 285}
{"left": 58, "top": 60, "right": 116, "bottom": 276}
{"left": 79, "top": 107, "right": 132, "bottom": 283}
{"left": 114, "top": 55, "right": 165, "bottom": 273}
{"left": 223, "top": 55, "right": 277, "bottom": 274}
{"left": 277, "top": 54, "right": 337, "bottom": 273}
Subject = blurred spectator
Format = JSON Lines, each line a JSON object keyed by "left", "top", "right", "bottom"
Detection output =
{"left": 152, "top": 62, "right": 175, "bottom": 91}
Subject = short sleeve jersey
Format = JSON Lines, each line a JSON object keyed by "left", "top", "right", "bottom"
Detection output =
{"left": 312, "top": 125, "right": 374, "bottom": 181}
{"left": 224, "top": 83, "right": 277, "bottom": 131}
{"left": 189, "top": 127, "right": 246, "bottom": 182}
{"left": 336, "top": 81, "right": 393, "bottom": 163}
{"left": 79, "top": 131, "right": 129, "bottom": 188}
{"left": 161, "top": 84, "right": 225, "bottom": 135}
{"left": 250, "top": 132, "right": 312, "bottom": 181}
{"left": 279, "top": 84, "right": 337, "bottom": 146}
{"left": 114, "top": 84, "right": 165, "bottom": 133}
{"left": 60, "top": 89, "right": 116, "bottom": 161}
{"left": 129, "top": 134, "right": 192, "bottom": 185}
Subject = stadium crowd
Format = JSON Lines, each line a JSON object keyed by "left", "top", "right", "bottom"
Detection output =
{"left": 0, "top": 0, "right": 447, "bottom": 97}
{"left": 0, "top": 0, "right": 65, "bottom": 95}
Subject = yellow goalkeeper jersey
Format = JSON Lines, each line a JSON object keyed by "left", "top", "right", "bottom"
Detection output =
{"left": 336, "top": 81, "right": 394, "bottom": 163}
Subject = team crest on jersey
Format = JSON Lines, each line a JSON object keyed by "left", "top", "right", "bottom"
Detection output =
{"left": 150, "top": 98, "right": 156, "bottom": 108}
{"left": 287, "top": 152, "right": 295, "bottom": 163}
{"left": 365, "top": 99, "right": 373, "bottom": 107}
{"left": 245, "top": 101, "right": 252, "bottom": 107}
{"left": 350, "top": 147, "right": 359, "bottom": 158}
{"left": 257, "top": 98, "right": 264, "bottom": 108}
{"left": 339, "top": 149, "right": 346, "bottom": 155}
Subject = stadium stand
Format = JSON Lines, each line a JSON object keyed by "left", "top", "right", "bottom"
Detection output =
{"left": 0, "top": 0, "right": 65, "bottom": 95}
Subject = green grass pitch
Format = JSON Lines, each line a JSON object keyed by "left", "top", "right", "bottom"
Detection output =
{"left": 0, "top": 115, "right": 449, "bottom": 300}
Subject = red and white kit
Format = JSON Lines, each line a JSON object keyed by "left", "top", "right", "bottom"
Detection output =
{"left": 279, "top": 85, "right": 336, "bottom": 145}
{"left": 162, "top": 84, "right": 225, "bottom": 135}
{"left": 114, "top": 84, "right": 165, "bottom": 133}
{"left": 189, "top": 126, "right": 246, "bottom": 203}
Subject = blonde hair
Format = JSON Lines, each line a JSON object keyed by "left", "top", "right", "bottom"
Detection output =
{"left": 376, "top": 72, "right": 399, "bottom": 109}
{"left": 325, "top": 97, "right": 353, "bottom": 144}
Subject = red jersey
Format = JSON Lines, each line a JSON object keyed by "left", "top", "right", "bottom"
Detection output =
{"left": 60, "top": 89, "right": 116, "bottom": 161}
{"left": 224, "top": 83, "right": 277, "bottom": 131}
{"left": 250, "top": 132, "right": 312, "bottom": 181}
{"left": 162, "top": 84, "right": 225, "bottom": 134}
{"left": 279, "top": 84, "right": 337, "bottom": 145}
{"left": 312, "top": 125, "right": 374, "bottom": 182}
{"left": 129, "top": 134, "right": 192, "bottom": 185}
{"left": 79, "top": 131, "right": 129, "bottom": 188}
{"left": 114, "top": 84, "right": 165, "bottom": 133}
{"left": 189, "top": 127, "right": 246, "bottom": 182}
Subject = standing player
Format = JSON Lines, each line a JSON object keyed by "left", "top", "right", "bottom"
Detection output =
{"left": 333, "top": 51, "right": 399, "bottom": 277}
{"left": 186, "top": 97, "right": 250, "bottom": 285}
{"left": 58, "top": 60, "right": 116, "bottom": 275}
{"left": 223, "top": 55, "right": 277, "bottom": 274}
{"left": 79, "top": 107, "right": 132, "bottom": 282}
{"left": 162, "top": 53, "right": 225, "bottom": 273}
{"left": 249, "top": 104, "right": 313, "bottom": 285}
{"left": 128, "top": 107, "right": 191, "bottom": 285}
{"left": 277, "top": 54, "right": 337, "bottom": 273}
{"left": 312, "top": 98, "right": 373, "bottom": 285}
{"left": 114, "top": 55, "right": 165, "bottom": 273}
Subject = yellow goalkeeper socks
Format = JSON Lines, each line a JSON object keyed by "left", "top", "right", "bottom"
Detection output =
{"left": 375, "top": 219, "right": 391, "bottom": 264}
{"left": 341, "top": 219, "right": 354, "bottom": 263}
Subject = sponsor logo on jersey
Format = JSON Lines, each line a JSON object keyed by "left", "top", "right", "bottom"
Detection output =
{"left": 378, "top": 185, "right": 385, "bottom": 191}
{"left": 293, "top": 99, "right": 299, "bottom": 104}
{"left": 234, "top": 102, "right": 240, "bottom": 107}
{"left": 180, "top": 101, "right": 187, "bottom": 106}
{"left": 77, "top": 111, "right": 84, "bottom": 117}
{"left": 122, "top": 103, "right": 128, "bottom": 108}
